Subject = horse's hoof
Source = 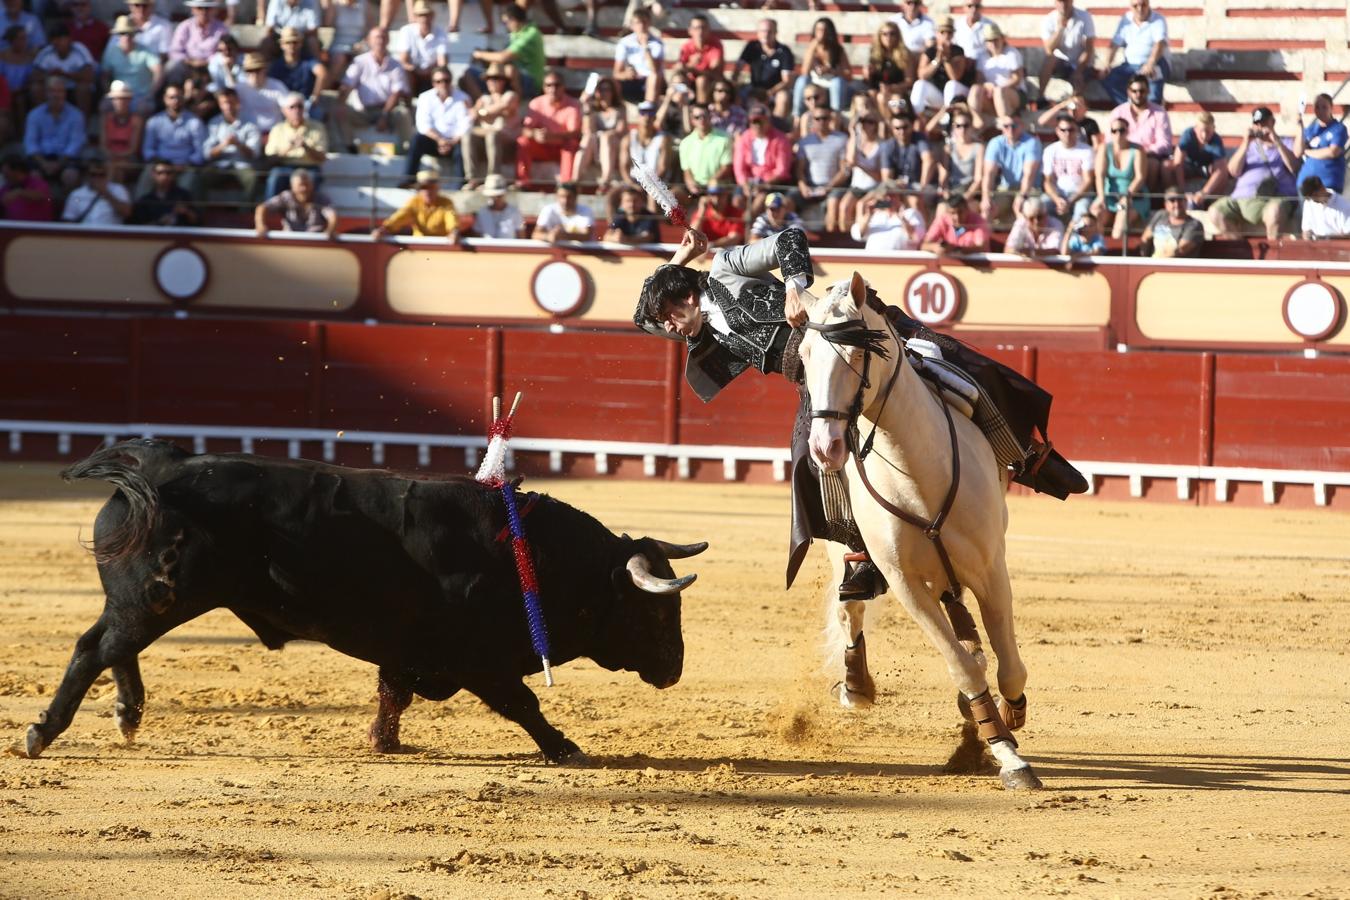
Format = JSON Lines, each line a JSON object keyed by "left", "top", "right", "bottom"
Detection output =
{"left": 114, "top": 703, "right": 140, "bottom": 743}
{"left": 24, "top": 725, "right": 46, "bottom": 759}
{"left": 556, "top": 748, "right": 592, "bottom": 767}
{"left": 832, "top": 681, "right": 875, "bottom": 709}
{"left": 1000, "top": 765, "right": 1043, "bottom": 790}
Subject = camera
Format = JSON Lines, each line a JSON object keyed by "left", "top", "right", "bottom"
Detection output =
{"left": 874, "top": 199, "right": 893, "bottom": 209}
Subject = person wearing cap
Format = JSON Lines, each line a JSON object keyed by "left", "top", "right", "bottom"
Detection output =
{"left": 678, "top": 14, "right": 722, "bottom": 104}
{"left": 32, "top": 23, "right": 95, "bottom": 115}
{"left": 259, "top": 0, "right": 321, "bottom": 59}
{"left": 102, "top": 16, "right": 162, "bottom": 115}
{"left": 981, "top": 114, "right": 1040, "bottom": 224}
{"left": 256, "top": 167, "right": 336, "bottom": 236}
{"left": 1140, "top": 185, "right": 1202, "bottom": 257}
{"left": 515, "top": 69, "right": 580, "bottom": 186}
{"left": 470, "top": 5, "right": 544, "bottom": 99}
{"left": 0, "top": 0, "right": 44, "bottom": 53}
{"left": 201, "top": 86, "right": 261, "bottom": 197}
{"left": 405, "top": 65, "right": 470, "bottom": 187}
{"left": 910, "top": 16, "right": 973, "bottom": 117}
{"left": 61, "top": 157, "right": 130, "bottom": 226}
{"left": 24, "top": 76, "right": 84, "bottom": 189}
{"left": 472, "top": 173, "right": 523, "bottom": 239}
{"left": 732, "top": 101, "right": 792, "bottom": 211}
{"left": 268, "top": 26, "right": 327, "bottom": 112}
{"left": 263, "top": 92, "right": 326, "bottom": 197}
{"left": 1208, "top": 107, "right": 1299, "bottom": 241}
{"left": 334, "top": 27, "right": 411, "bottom": 151}
{"left": 888, "top": 0, "right": 936, "bottom": 55}
{"left": 168, "top": 0, "right": 227, "bottom": 84}
{"left": 126, "top": 0, "right": 171, "bottom": 59}
{"left": 750, "top": 191, "right": 802, "bottom": 241}
{"left": 731, "top": 19, "right": 793, "bottom": 120}
{"left": 604, "top": 185, "right": 661, "bottom": 245}
{"left": 1170, "top": 109, "right": 1227, "bottom": 207}
{"left": 1004, "top": 194, "right": 1063, "bottom": 257}
{"left": 238, "top": 50, "right": 288, "bottom": 131}
{"left": 99, "top": 80, "right": 143, "bottom": 181}
{"left": 1103, "top": 0, "right": 1168, "bottom": 105}
{"left": 970, "top": 22, "right": 1023, "bottom": 130}
{"left": 1038, "top": 0, "right": 1095, "bottom": 105}
{"left": 466, "top": 62, "right": 521, "bottom": 188}
{"left": 1108, "top": 72, "right": 1171, "bottom": 192}
{"left": 139, "top": 82, "right": 204, "bottom": 195}
{"left": 66, "top": 0, "right": 108, "bottom": 61}
{"left": 851, "top": 183, "right": 927, "bottom": 251}
{"left": 953, "top": 0, "right": 996, "bottom": 69}
{"left": 1294, "top": 92, "right": 1347, "bottom": 195}
{"left": 375, "top": 168, "right": 460, "bottom": 241}
{"left": 1299, "top": 175, "right": 1350, "bottom": 240}
{"left": 396, "top": 0, "right": 448, "bottom": 96}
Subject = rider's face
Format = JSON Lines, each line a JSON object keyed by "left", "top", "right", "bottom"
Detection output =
{"left": 660, "top": 293, "right": 702, "bottom": 337}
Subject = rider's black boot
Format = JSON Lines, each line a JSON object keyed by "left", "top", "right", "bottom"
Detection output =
{"left": 839, "top": 558, "right": 887, "bottom": 602}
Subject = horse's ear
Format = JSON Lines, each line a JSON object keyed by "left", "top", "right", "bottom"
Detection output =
{"left": 849, "top": 271, "right": 866, "bottom": 309}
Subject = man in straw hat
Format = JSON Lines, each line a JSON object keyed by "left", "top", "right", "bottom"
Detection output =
{"left": 396, "top": 0, "right": 448, "bottom": 96}
{"left": 374, "top": 167, "right": 460, "bottom": 241}
{"left": 102, "top": 16, "right": 161, "bottom": 115}
{"left": 168, "top": 0, "right": 227, "bottom": 84}
{"left": 268, "top": 26, "right": 327, "bottom": 113}
{"left": 238, "top": 50, "right": 288, "bottom": 131}
{"left": 472, "top": 173, "right": 523, "bottom": 240}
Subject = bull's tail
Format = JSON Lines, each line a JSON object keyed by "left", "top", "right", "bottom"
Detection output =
{"left": 62, "top": 439, "right": 186, "bottom": 563}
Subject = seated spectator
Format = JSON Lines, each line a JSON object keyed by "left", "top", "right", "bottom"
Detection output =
{"left": 733, "top": 101, "right": 792, "bottom": 206}
{"left": 1208, "top": 107, "right": 1298, "bottom": 241}
{"left": 653, "top": 65, "right": 693, "bottom": 136}
{"left": 910, "top": 16, "right": 973, "bottom": 118}
{"left": 1109, "top": 73, "right": 1171, "bottom": 191}
{"left": 33, "top": 23, "right": 94, "bottom": 115}
{"left": 1092, "top": 116, "right": 1147, "bottom": 239}
{"left": 866, "top": 21, "right": 912, "bottom": 107}
{"left": 129, "top": 158, "right": 198, "bottom": 225}
{"left": 1060, "top": 210, "right": 1105, "bottom": 261}
{"left": 62, "top": 157, "right": 130, "bottom": 226}
{"left": 707, "top": 78, "right": 747, "bottom": 137}
{"left": 1299, "top": 175, "right": 1350, "bottom": 240}
{"left": 168, "top": 0, "right": 228, "bottom": 86}
{"left": 66, "top": 0, "right": 108, "bottom": 61}
{"left": 953, "top": 0, "right": 995, "bottom": 69}
{"left": 751, "top": 191, "right": 803, "bottom": 241}
{"left": 404, "top": 65, "right": 469, "bottom": 187}
{"left": 268, "top": 27, "right": 326, "bottom": 113}
{"left": 680, "top": 102, "right": 733, "bottom": 194}
{"left": 102, "top": 17, "right": 160, "bottom": 115}
{"left": 260, "top": 0, "right": 322, "bottom": 58}
{"left": 24, "top": 75, "right": 84, "bottom": 189}
{"left": 1103, "top": 0, "right": 1168, "bottom": 105}
{"left": 1172, "top": 110, "right": 1227, "bottom": 207}
{"left": 732, "top": 18, "right": 793, "bottom": 120}
{"left": 921, "top": 190, "right": 989, "bottom": 252}
{"left": 263, "top": 91, "right": 326, "bottom": 197}
{"left": 0, "top": 0, "right": 44, "bottom": 54}
{"left": 792, "top": 17, "right": 849, "bottom": 118}
{"left": 691, "top": 183, "right": 745, "bottom": 248}
{"left": 577, "top": 75, "right": 626, "bottom": 192}
{"left": 255, "top": 168, "right": 336, "bottom": 236}
{"left": 374, "top": 167, "right": 459, "bottom": 241}
{"left": 466, "top": 63, "right": 520, "bottom": 188}
{"left": 1037, "top": 92, "right": 1101, "bottom": 146}
{"left": 604, "top": 185, "right": 661, "bottom": 244}
{"left": 794, "top": 82, "right": 840, "bottom": 139}
{"left": 980, "top": 113, "right": 1040, "bottom": 224}
{"left": 201, "top": 87, "right": 261, "bottom": 197}
{"left": 839, "top": 109, "right": 887, "bottom": 227}
{"left": 207, "top": 34, "right": 242, "bottom": 93}
{"left": 881, "top": 107, "right": 934, "bottom": 208}
{"left": 938, "top": 105, "right": 984, "bottom": 205}
{"left": 99, "top": 82, "right": 143, "bottom": 182}
{"left": 516, "top": 70, "right": 579, "bottom": 186}
{"left": 1295, "top": 93, "right": 1347, "bottom": 195}
{"left": 1038, "top": 0, "right": 1095, "bottom": 104}
{"left": 0, "top": 153, "right": 53, "bottom": 220}
{"left": 1140, "top": 185, "right": 1202, "bottom": 257}
{"left": 126, "top": 0, "right": 170, "bottom": 58}
{"left": 238, "top": 52, "right": 288, "bottom": 131}
{"left": 851, "top": 186, "right": 927, "bottom": 251}
{"left": 890, "top": 0, "right": 935, "bottom": 56}
{"left": 0, "top": 26, "right": 35, "bottom": 120}
{"left": 138, "top": 82, "right": 203, "bottom": 195}
{"left": 613, "top": 8, "right": 663, "bottom": 105}
{"left": 622, "top": 100, "right": 671, "bottom": 201}
{"left": 679, "top": 14, "right": 722, "bottom": 103}
{"left": 1042, "top": 112, "right": 1095, "bottom": 223}
{"left": 531, "top": 181, "right": 593, "bottom": 243}
{"left": 325, "top": 0, "right": 372, "bottom": 85}
{"left": 1004, "top": 195, "right": 1064, "bottom": 257}
{"left": 795, "top": 103, "right": 848, "bottom": 232}
{"left": 334, "top": 27, "right": 411, "bottom": 152}
{"left": 469, "top": 5, "right": 544, "bottom": 100}
{"left": 971, "top": 24, "right": 1023, "bottom": 130}
{"left": 472, "top": 173, "right": 523, "bottom": 239}
{"left": 396, "top": 1, "right": 447, "bottom": 97}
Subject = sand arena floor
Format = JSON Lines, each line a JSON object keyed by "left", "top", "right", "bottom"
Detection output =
{"left": 0, "top": 461, "right": 1347, "bottom": 899}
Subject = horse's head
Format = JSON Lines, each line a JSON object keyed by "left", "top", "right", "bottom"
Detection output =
{"left": 800, "top": 271, "right": 889, "bottom": 473}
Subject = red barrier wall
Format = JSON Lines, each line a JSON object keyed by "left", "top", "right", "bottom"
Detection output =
{"left": 1212, "top": 354, "right": 1350, "bottom": 471}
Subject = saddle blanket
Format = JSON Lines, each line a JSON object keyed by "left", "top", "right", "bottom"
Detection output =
{"left": 906, "top": 341, "right": 1027, "bottom": 471}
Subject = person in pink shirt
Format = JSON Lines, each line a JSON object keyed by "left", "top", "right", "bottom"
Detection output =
{"left": 733, "top": 101, "right": 792, "bottom": 211}
{"left": 921, "top": 191, "right": 990, "bottom": 252}
{"left": 168, "top": 0, "right": 228, "bottom": 85}
{"left": 1108, "top": 72, "right": 1172, "bottom": 192}
{"left": 679, "top": 14, "right": 723, "bottom": 103}
{"left": 515, "top": 69, "right": 580, "bottom": 186}
{"left": 0, "top": 154, "right": 53, "bottom": 221}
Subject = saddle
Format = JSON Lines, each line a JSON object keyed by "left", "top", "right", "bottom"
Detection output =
{"left": 906, "top": 339, "right": 980, "bottom": 421}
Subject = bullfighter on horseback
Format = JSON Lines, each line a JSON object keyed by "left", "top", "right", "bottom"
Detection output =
{"left": 632, "top": 227, "right": 1088, "bottom": 603}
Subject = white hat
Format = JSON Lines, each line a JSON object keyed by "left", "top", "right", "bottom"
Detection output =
{"left": 481, "top": 173, "right": 508, "bottom": 197}
{"left": 185, "top": 0, "right": 221, "bottom": 8}
{"left": 106, "top": 79, "right": 134, "bottom": 99}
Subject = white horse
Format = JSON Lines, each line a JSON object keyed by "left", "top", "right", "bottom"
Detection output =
{"left": 800, "top": 272, "right": 1042, "bottom": 790}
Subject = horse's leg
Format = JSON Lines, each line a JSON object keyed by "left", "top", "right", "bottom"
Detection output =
{"left": 822, "top": 542, "right": 874, "bottom": 707}
{"left": 973, "top": 556, "right": 1029, "bottom": 730}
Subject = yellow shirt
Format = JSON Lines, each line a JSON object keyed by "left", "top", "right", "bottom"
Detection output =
{"left": 382, "top": 193, "right": 459, "bottom": 236}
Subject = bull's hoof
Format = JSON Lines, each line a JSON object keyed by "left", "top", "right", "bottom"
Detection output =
{"left": 1000, "top": 765, "right": 1044, "bottom": 791}
{"left": 555, "top": 747, "right": 592, "bottom": 767}
{"left": 831, "top": 681, "right": 875, "bottom": 709}
{"left": 24, "top": 725, "right": 46, "bottom": 759}
{"left": 114, "top": 703, "right": 141, "bottom": 743}
{"left": 543, "top": 738, "right": 583, "bottom": 765}
{"left": 369, "top": 734, "right": 402, "bottom": 754}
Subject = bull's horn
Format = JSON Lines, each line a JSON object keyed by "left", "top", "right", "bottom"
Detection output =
{"left": 650, "top": 539, "right": 709, "bottom": 560}
{"left": 626, "top": 554, "right": 697, "bottom": 595}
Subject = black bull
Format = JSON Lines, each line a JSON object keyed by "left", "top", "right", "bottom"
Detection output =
{"left": 23, "top": 439, "right": 704, "bottom": 764}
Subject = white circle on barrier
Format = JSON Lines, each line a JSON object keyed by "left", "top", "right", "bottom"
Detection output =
{"left": 1283, "top": 281, "right": 1343, "bottom": 341}
{"left": 903, "top": 270, "right": 962, "bottom": 326}
{"left": 155, "top": 247, "right": 209, "bottom": 300}
{"left": 531, "top": 260, "right": 589, "bottom": 317}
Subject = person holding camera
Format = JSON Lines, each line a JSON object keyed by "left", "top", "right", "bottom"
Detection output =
{"left": 1293, "top": 93, "right": 1347, "bottom": 195}
{"left": 1208, "top": 107, "right": 1298, "bottom": 240}
{"left": 850, "top": 184, "right": 926, "bottom": 251}
{"left": 1060, "top": 211, "right": 1105, "bottom": 266}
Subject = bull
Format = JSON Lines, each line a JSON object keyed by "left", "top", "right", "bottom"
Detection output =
{"left": 23, "top": 439, "right": 703, "bottom": 764}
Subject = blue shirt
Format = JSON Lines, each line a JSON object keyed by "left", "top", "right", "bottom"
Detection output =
{"left": 23, "top": 102, "right": 85, "bottom": 157}
{"left": 1299, "top": 118, "right": 1348, "bottom": 193}
{"left": 1067, "top": 232, "right": 1106, "bottom": 254}
{"left": 143, "top": 110, "right": 206, "bottom": 165}
{"left": 0, "top": 9, "right": 45, "bottom": 49}
{"left": 1178, "top": 126, "right": 1225, "bottom": 172}
{"left": 985, "top": 131, "right": 1042, "bottom": 191}
{"left": 268, "top": 57, "right": 320, "bottom": 97}
{"left": 1111, "top": 11, "right": 1167, "bottom": 67}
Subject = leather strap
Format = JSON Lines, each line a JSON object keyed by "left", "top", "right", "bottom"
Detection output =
{"left": 967, "top": 689, "right": 1016, "bottom": 746}
{"left": 999, "top": 693, "right": 1027, "bottom": 732}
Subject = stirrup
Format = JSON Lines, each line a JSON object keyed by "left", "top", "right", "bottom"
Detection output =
{"left": 839, "top": 557, "right": 886, "bottom": 602}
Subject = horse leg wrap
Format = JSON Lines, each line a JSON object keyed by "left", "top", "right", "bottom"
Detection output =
{"left": 843, "top": 633, "right": 876, "bottom": 700}
{"left": 940, "top": 592, "right": 980, "bottom": 648}
{"left": 967, "top": 689, "right": 1016, "bottom": 747}
{"left": 998, "top": 693, "right": 1027, "bottom": 731}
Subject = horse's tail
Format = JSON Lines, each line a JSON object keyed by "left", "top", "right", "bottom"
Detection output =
{"left": 62, "top": 439, "right": 186, "bottom": 564}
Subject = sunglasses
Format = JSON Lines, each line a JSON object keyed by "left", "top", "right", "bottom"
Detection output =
{"left": 432, "top": 77, "right": 449, "bottom": 83}
{"left": 999, "top": 122, "right": 1016, "bottom": 129}
{"left": 153, "top": 168, "right": 174, "bottom": 175}
{"left": 812, "top": 116, "right": 831, "bottom": 122}
{"left": 713, "top": 86, "right": 730, "bottom": 92}
{"left": 1111, "top": 127, "right": 1128, "bottom": 134}
{"left": 952, "top": 121, "right": 971, "bottom": 128}
{"left": 1056, "top": 126, "right": 1073, "bottom": 133}
{"left": 1165, "top": 197, "right": 1185, "bottom": 203}
{"left": 543, "top": 82, "right": 561, "bottom": 88}
{"left": 690, "top": 113, "right": 707, "bottom": 120}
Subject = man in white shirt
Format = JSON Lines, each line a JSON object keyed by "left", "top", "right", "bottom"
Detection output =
{"left": 888, "top": 0, "right": 935, "bottom": 54}
{"left": 33, "top": 24, "right": 95, "bottom": 115}
{"left": 953, "top": 0, "right": 995, "bottom": 68}
{"left": 396, "top": 0, "right": 448, "bottom": 96}
{"left": 62, "top": 159, "right": 130, "bottom": 226}
{"left": 404, "top": 66, "right": 470, "bottom": 187}
{"left": 1041, "top": 112, "right": 1096, "bottom": 222}
{"left": 237, "top": 51, "right": 288, "bottom": 132}
{"left": 473, "top": 174, "right": 523, "bottom": 239}
{"left": 613, "top": 6, "right": 663, "bottom": 105}
{"left": 532, "top": 182, "right": 594, "bottom": 243}
{"left": 849, "top": 187, "right": 925, "bottom": 251}
{"left": 1038, "top": 0, "right": 1095, "bottom": 104}
{"left": 1300, "top": 175, "right": 1350, "bottom": 240}
{"left": 334, "top": 26, "right": 412, "bottom": 151}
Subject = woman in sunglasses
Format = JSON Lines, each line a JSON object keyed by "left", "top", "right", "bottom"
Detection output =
{"left": 1092, "top": 117, "right": 1147, "bottom": 239}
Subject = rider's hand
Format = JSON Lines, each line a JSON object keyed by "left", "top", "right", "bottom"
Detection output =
{"left": 784, "top": 283, "right": 807, "bottom": 328}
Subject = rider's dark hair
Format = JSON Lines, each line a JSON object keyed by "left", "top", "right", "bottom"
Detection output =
{"left": 637, "top": 264, "right": 706, "bottom": 325}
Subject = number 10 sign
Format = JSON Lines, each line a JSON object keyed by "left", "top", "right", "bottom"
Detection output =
{"left": 902, "top": 270, "right": 963, "bottom": 326}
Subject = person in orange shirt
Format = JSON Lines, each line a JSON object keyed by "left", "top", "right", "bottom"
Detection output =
{"left": 678, "top": 14, "right": 723, "bottom": 103}
{"left": 515, "top": 69, "right": 580, "bottom": 186}
{"left": 373, "top": 168, "right": 460, "bottom": 241}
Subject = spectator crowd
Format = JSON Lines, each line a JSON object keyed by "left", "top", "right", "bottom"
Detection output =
{"left": 0, "top": 0, "right": 1347, "bottom": 253}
